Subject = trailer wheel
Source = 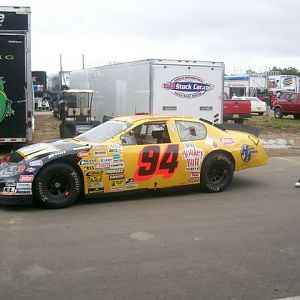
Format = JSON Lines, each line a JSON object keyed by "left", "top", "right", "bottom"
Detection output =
{"left": 33, "top": 163, "right": 82, "bottom": 209}
{"left": 200, "top": 152, "right": 234, "bottom": 193}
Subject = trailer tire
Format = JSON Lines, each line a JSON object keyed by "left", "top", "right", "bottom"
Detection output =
{"left": 33, "top": 163, "right": 82, "bottom": 209}
{"left": 200, "top": 152, "right": 234, "bottom": 193}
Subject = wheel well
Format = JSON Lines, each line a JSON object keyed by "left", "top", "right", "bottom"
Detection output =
{"left": 33, "top": 158, "right": 84, "bottom": 191}
{"left": 201, "top": 150, "right": 236, "bottom": 171}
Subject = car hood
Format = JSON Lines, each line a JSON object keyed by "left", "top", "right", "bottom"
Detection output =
{"left": 17, "top": 139, "right": 91, "bottom": 161}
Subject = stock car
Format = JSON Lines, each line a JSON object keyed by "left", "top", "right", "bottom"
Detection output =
{"left": 0, "top": 115, "right": 268, "bottom": 209}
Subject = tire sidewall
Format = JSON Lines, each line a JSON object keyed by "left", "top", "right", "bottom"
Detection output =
{"left": 200, "top": 152, "right": 234, "bottom": 192}
{"left": 33, "top": 163, "right": 82, "bottom": 209}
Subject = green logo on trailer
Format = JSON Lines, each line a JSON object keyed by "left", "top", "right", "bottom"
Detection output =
{"left": 0, "top": 77, "right": 14, "bottom": 122}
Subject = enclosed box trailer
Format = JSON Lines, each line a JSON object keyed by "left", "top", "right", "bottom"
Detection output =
{"left": 70, "top": 59, "right": 224, "bottom": 124}
{"left": 0, "top": 6, "right": 33, "bottom": 146}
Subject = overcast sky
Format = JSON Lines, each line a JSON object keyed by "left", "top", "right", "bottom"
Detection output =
{"left": 3, "top": 0, "right": 300, "bottom": 74}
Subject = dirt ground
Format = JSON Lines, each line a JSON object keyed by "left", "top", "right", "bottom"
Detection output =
{"left": 31, "top": 112, "right": 300, "bottom": 157}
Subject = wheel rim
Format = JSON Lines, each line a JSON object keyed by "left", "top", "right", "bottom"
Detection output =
{"left": 47, "top": 173, "right": 71, "bottom": 197}
{"left": 207, "top": 163, "right": 228, "bottom": 184}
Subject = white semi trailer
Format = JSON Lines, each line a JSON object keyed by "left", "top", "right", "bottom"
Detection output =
{"left": 70, "top": 59, "right": 224, "bottom": 124}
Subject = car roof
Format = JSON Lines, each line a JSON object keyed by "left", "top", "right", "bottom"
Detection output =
{"left": 113, "top": 114, "right": 198, "bottom": 123}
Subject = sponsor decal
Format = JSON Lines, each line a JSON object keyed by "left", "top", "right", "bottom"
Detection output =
{"left": 106, "top": 168, "right": 124, "bottom": 174}
{"left": 86, "top": 171, "right": 103, "bottom": 177}
{"left": 25, "top": 167, "right": 36, "bottom": 173}
{"left": 99, "top": 157, "right": 113, "bottom": 164}
{"left": 94, "top": 150, "right": 107, "bottom": 156}
{"left": 88, "top": 182, "right": 103, "bottom": 189}
{"left": 0, "top": 155, "right": 11, "bottom": 164}
{"left": 181, "top": 142, "right": 205, "bottom": 172}
{"left": 29, "top": 160, "right": 43, "bottom": 167}
{"left": 16, "top": 189, "right": 32, "bottom": 195}
{"left": 19, "top": 175, "right": 34, "bottom": 182}
{"left": 18, "top": 165, "right": 26, "bottom": 173}
{"left": 87, "top": 175, "right": 102, "bottom": 182}
{"left": 77, "top": 151, "right": 90, "bottom": 158}
{"left": 82, "top": 165, "right": 95, "bottom": 171}
{"left": 110, "top": 162, "right": 124, "bottom": 169}
{"left": 111, "top": 179, "right": 124, "bottom": 187}
{"left": 220, "top": 137, "right": 235, "bottom": 146}
{"left": 3, "top": 186, "right": 15, "bottom": 194}
{"left": 48, "top": 151, "right": 66, "bottom": 159}
{"left": 191, "top": 172, "right": 201, "bottom": 178}
{"left": 205, "top": 136, "right": 218, "bottom": 150}
{"left": 111, "top": 186, "right": 125, "bottom": 192}
{"left": 240, "top": 144, "right": 257, "bottom": 162}
{"left": 113, "top": 153, "right": 123, "bottom": 161}
{"left": 95, "top": 145, "right": 107, "bottom": 150}
{"left": 95, "top": 164, "right": 110, "bottom": 170}
{"left": 109, "top": 174, "right": 125, "bottom": 181}
{"left": 110, "top": 142, "right": 122, "bottom": 149}
{"left": 5, "top": 180, "right": 16, "bottom": 186}
{"left": 79, "top": 159, "right": 95, "bottom": 165}
{"left": 125, "top": 183, "right": 139, "bottom": 190}
{"left": 188, "top": 177, "right": 200, "bottom": 183}
{"left": 73, "top": 145, "right": 91, "bottom": 151}
{"left": 88, "top": 187, "right": 104, "bottom": 194}
{"left": 162, "top": 75, "right": 215, "bottom": 99}
{"left": 16, "top": 183, "right": 32, "bottom": 189}
{"left": 108, "top": 148, "right": 122, "bottom": 153}
{"left": 125, "top": 178, "right": 135, "bottom": 184}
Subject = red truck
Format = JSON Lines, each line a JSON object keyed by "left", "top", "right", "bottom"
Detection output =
{"left": 223, "top": 93, "right": 251, "bottom": 124}
{"left": 273, "top": 92, "right": 300, "bottom": 119}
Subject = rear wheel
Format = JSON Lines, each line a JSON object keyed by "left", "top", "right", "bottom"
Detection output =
{"left": 293, "top": 114, "right": 300, "bottom": 120}
{"left": 200, "top": 152, "right": 234, "bottom": 192}
{"left": 258, "top": 112, "right": 264, "bottom": 116}
{"left": 234, "top": 119, "right": 244, "bottom": 124}
{"left": 33, "top": 163, "right": 82, "bottom": 209}
{"left": 274, "top": 108, "right": 283, "bottom": 119}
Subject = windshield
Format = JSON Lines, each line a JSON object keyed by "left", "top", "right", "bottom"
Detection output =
{"left": 76, "top": 120, "right": 131, "bottom": 142}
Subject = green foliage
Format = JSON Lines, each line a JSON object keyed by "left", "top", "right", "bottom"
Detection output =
{"left": 271, "top": 66, "right": 300, "bottom": 77}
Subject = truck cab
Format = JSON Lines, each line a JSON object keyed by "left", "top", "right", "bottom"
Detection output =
{"left": 273, "top": 92, "right": 300, "bottom": 119}
{"left": 223, "top": 93, "right": 251, "bottom": 124}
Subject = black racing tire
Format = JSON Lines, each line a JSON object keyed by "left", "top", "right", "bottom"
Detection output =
{"left": 200, "top": 152, "right": 234, "bottom": 193}
{"left": 293, "top": 114, "right": 300, "bottom": 120}
{"left": 274, "top": 108, "right": 283, "bottom": 119}
{"left": 33, "top": 163, "right": 82, "bottom": 209}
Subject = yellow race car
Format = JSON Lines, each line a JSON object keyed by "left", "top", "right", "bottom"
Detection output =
{"left": 0, "top": 115, "right": 268, "bottom": 208}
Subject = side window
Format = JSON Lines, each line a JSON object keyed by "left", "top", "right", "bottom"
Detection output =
{"left": 176, "top": 121, "right": 206, "bottom": 142}
{"left": 121, "top": 122, "right": 171, "bottom": 145}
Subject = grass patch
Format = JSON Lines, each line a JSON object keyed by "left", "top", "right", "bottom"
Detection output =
{"left": 245, "top": 116, "right": 300, "bottom": 131}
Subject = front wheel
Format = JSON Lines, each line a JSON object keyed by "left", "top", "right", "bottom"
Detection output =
{"left": 33, "top": 163, "right": 82, "bottom": 209}
{"left": 274, "top": 108, "right": 283, "bottom": 119}
{"left": 200, "top": 152, "right": 234, "bottom": 192}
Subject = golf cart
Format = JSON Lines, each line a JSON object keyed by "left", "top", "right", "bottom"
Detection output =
{"left": 59, "top": 89, "right": 100, "bottom": 138}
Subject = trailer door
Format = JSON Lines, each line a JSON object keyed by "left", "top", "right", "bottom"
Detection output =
{"left": 151, "top": 63, "right": 224, "bottom": 123}
{"left": 0, "top": 34, "right": 27, "bottom": 140}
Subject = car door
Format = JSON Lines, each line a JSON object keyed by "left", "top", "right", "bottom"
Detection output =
{"left": 174, "top": 120, "right": 212, "bottom": 185}
{"left": 120, "top": 120, "right": 184, "bottom": 191}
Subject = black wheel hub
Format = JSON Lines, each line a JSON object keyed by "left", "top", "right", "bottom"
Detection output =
{"left": 47, "top": 174, "right": 70, "bottom": 197}
{"left": 208, "top": 164, "right": 227, "bottom": 184}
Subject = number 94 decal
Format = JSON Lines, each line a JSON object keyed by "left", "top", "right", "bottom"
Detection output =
{"left": 134, "top": 144, "right": 179, "bottom": 181}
